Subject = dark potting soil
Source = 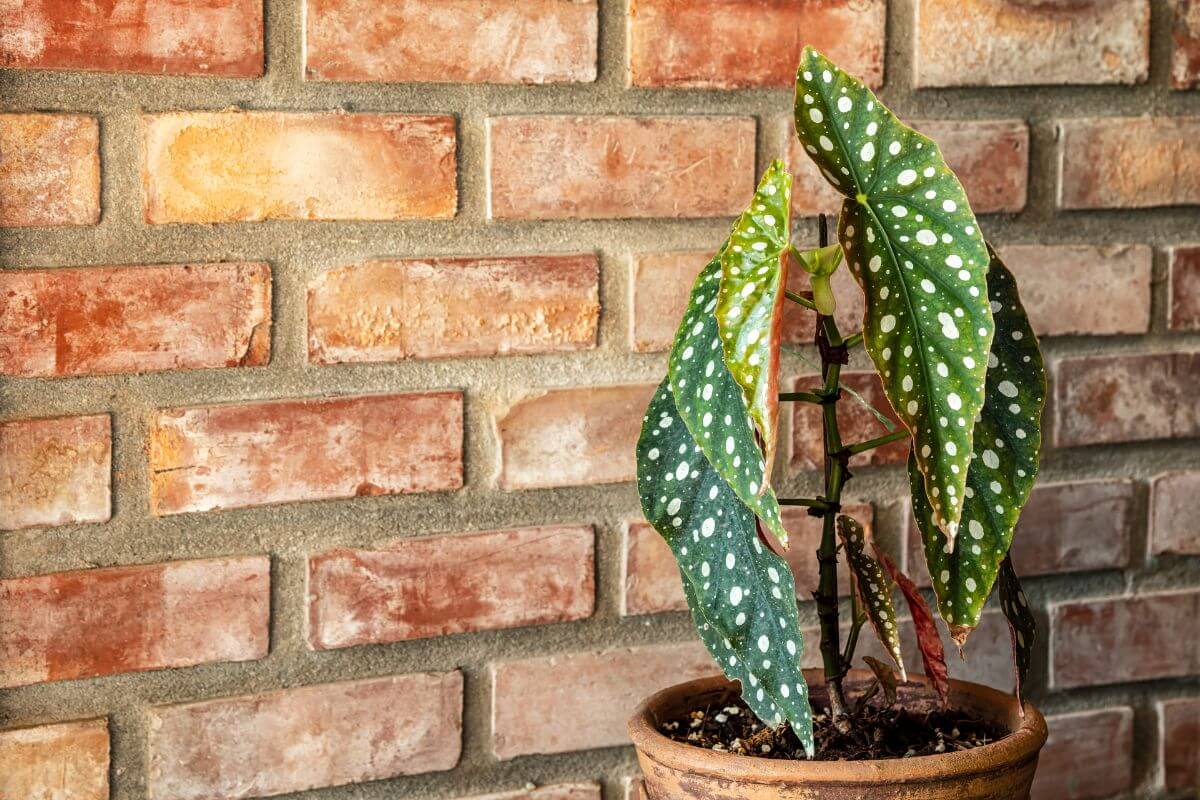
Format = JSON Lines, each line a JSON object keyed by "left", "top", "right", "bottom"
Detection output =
{"left": 658, "top": 694, "right": 1008, "bottom": 761}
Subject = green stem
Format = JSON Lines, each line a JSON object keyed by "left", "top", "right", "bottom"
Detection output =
{"left": 843, "top": 428, "right": 911, "bottom": 455}
{"left": 778, "top": 391, "right": 824, "bottom": 405}
{"left": 843, "top": 332, "right": 864, "bottom": 349}
{"left": 785, "top": 290, "right": 817, "bottom": 311}
{"left": 778, "top": 497, "right": 834, "bottom": 511}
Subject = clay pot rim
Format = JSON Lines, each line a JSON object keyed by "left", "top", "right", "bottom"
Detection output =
{"left": 627, "top": 671, "right": 1048, "bottom": 784}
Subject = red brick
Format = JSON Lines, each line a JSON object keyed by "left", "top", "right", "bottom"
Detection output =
{"left": 305, "top": 0, "right": 597, "bottom": 84}
{"left": 0, "top": 556, "right": 269, "bottom": 689}
{"left": 791, "top": 371, "right": 907, "bottom": 471}
{"left": 494, "top": 383, "right": 655, "bottom": 490}
{"left": 150, "top": 392, "right": 462, "bottom": 515}
{"left": 629, "top": 250, "right": 708, "bottom": 353}
{"left": 0, "top": 718, "right": 109, "bottom": 800}
{"left": 487, "top": 116, "right": 755, "bottom": 220}
{"left": 0, "top": 263, "right": 271, "bottom": 378}
{"left": 141, "top": 112, "right": 456, "bottom": 223}
{"left": 0, "top": 113, "right": 98, "bottom": 227}
{"left": 308, "top": 525, "right": 594, "bottom": 649}
{"left": 1169, "top": 245, "right": 1200, "bottom": 331}
{"left": 1160, "top": 697, "right": 1200, "bottom": 789}
{"left": 1053, "top": 352, "right": 1200, "bottom": 447}
{"left": 1173, "top": 0, "right": 1200, "bottom": 89}
{"left": 1150, "top": 471, "right": 1200, "bottom": 555}
{"left": 788, "top": 119, "right": 1029, "bottom": 216}
{"left": 914, "top": 0, "right": 1149, "bottom": 87}
{"left": 998, "top": 245, "right": 1151, "bottom": 337}
{"left": 1059, "top": 117, "right": 1200, "bottom": 209}
{"left": 309, "top": 255, "right": 598, "bottom": 364}
{"left": 628, "top": 0, "right": 885, "bottom": 89}
{"left": 0, "top": 0, "right": 262, "bottom": 77}
{"left": 1050, "top": 591, "right": 1200, "bottom": 688}
{"left": 1031, "top": 708, "right": 1134, "bottom": 800}
{"left": 148, "top": 672, "right": 462, "bottom": 799}
{"left": 462, "top": 784, "right": 600, "bottom": 800}
{"left": 0, "top": 414, "right": 110, "bottom": 531}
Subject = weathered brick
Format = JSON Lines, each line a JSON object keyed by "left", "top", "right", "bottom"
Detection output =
{"left": 1173, "top": 0, "right": 1200, "bottom": 89}
{"left": 150, "top": 392, "right": 462, "bottom": 515}
{"left": 0, "top": 0, "right": 262, "bottom": 76}
{"left": 305, "top": 0, "right": 596, "bottom": 84}
{"left": 308, "top": 525, "right": 594, "bottom": 649}
{"left": 791, "top": 371, "right": 907, "bottom": 471}
{"left": 1031, "top": 708, "right": 1134, "bottom": 800}
{"left": 494, "top": 383, "right": 655, "bottom": 490}
{"left": 914, "top": 0, "right": 1149, "bottom": 87}
{"left": 309, "top": 255, "right": 598, "bottom": 364}
{"left": 0, "top": 263, "right": 271, "bottom": 378}
{"left": 0, "top": 113, "right": 98, "bottom": 227}
{"left": 462, "top": 783, "right": 600, "bottom": 800}
{"left": 998, "top": 245, "right": 1151, "bottom": 337}
{"left": 628, "top": 0, "right": 885, "bottom": 89}
{"left": 0, "top": 556, "right": 269, "bottom": 689}
{"left": 1059, "top": 117, "right": 1200, "bottom": 209}
{"left": 0, "top": 414, "right": 110, "bottom": 531}
{"left": 1160, "top": 697, "right": 1200, "bottom": 789}
{"left": 1150, "top": 471, "right": 1200, "bottom": 555}
{"left": 1054, "top": 352, "right": 1200, "bottom": 447}
{"left": 487, "top": 116, "right": 755, "bottom": 220}
{"left": 148, "top": 672, "right": 462, "bottom": 799}
{"left": 629, "top": 250, "right": 708, "bottom": 353}
{"left": 1169, "top": 245, "right": 1200, "bottom": 331}
{"left": 1050, "top": 592, "right": 1200, "bottom": 688}
{"left": 141, "top": 112, "right": 456, "bottom": 223}
{"left": 0, "top": 718, "right": 109, "bottom": 800}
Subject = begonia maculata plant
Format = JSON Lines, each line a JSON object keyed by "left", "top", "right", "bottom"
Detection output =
{"left": 636, "top": 48, "right": 1045, "bottom": 756}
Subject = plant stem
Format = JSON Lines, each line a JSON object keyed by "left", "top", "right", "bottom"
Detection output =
{"left": 778, "top": 497, "right": 834, "bottom": 511}
{"left": 785, "top": 290, "right": 817, "bottom": 310}
{"left": 778, "top": 391, "right": 824, "bottom": 404}
{"left": 842, "top": 332, "right": 864, "bottom": 349}
{"left": 843, "top": 428, "right": 911, "bottom": 455}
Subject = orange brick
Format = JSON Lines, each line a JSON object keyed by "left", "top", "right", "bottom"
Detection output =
{"left": 0, "top": 113, "right": 98, "bottom": 227}
{"left": 0, "top": 415, "right": 110, "bottom": 531}
{"left": 1059, "top": 117, "right": 1200, "bottom": 209}
{"left": 308, "top": 255, "right": 598, "bottom": 364}
{"left": 1169, "top": 245, "right": 1200, "bottom": 331}
{"left": 628, "top": 0, "right": 885, "bottom": 89}
{"left": 0, "top": 718, "right": 109, "bottom": 800}
{"left": 0, "top": 556, "right": 269, "bottom": 688}
{"left": 914, "top": 0, "right": 1149, "bottom": 86}
{"left": 1173, "top": 0, "right": 1200, "bottom": 89}
{"left": 1150, "top": 471, "right": 1200, "bottom": 555}
{"left": 0, "top": 0, "right": 262, "bottom": 76}
{"left": 150, "top": 392, "right": 462, "bottom": 515}
{"left": 1031, "top": 709, "right": 1134, "bottom": 800}
{"left": 308, "top": 525, "right": 594, "bottom": 649}
{"left": 1160, "top": 697, "right": 1200, "bottom": 790}
{"left": 148, "top": 673, "right": 462, "bottom": 798}
{"left": 629, "top": 250, "right": 709, "bottom": 353}
{"left": 487, "top": 116, "right": 755, "bottom": 220}
{"left": 305, "top": 0, "right": 597, "bottom": 84}
{"left": 141, "top": 112, "right": 457, "bottom": 223}
{"left": 0, "top": 263, "right": 270, "bottom": 378}
{"left": 791, "top": 371, "right": 907, "bottom": 471}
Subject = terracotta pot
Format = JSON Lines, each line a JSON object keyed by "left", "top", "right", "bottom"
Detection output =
{"left": 628, "top": 669, "right": 1047, "bottom": 800}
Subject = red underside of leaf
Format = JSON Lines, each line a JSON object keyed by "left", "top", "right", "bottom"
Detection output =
{"left": 877, "top": 549, "right": 950, "bottom": 704}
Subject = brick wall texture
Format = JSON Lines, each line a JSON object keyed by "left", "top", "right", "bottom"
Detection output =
{"left": 1, "top": 2, "right": 1198, "bottom": 799}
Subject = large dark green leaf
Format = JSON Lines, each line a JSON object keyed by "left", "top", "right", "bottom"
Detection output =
{"left": 793, "top": 47, "right": 994, "bottom": 543}
{"left": 637, "top": 378, "right": 814, "bottom": 755}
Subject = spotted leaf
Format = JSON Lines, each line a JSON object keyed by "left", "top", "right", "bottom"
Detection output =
{"left": 717, "top": 160, "right": 792, "bottom": 483}
{"left": 669, "top": 253, "right": 788, "bottom": 545}
{"left": 878, "top": 550, "right": 949, "bottom": 703}
{"left": 910, "top": 247, "right": 1046, "bottom": 644}
{"left": 998, "top": 555, "right": 1036, "bottom": 711}
{"left": 836, "top": 515, "right": 905, "bottom": 680}
{"left": 637, "top": 378, "right": 814, "bottom": 755}
{"left": 794, "top": 47, "right": 994, "bottom": 543}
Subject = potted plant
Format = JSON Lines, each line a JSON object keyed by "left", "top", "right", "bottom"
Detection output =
{"left": 629, "top": 47, "right": 1048, "bottom": 798}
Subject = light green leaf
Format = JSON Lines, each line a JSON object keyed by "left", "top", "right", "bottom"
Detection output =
{"left": 997, "top": 555, "right": 1035, "bottom": 708}
{"left": 794, "top": 47, "right": 994, "bottom": 542}
{"left": 717, "top": 161, "right": 792, "bottom": 480}
{"left": 837, "top": 515, "right": 905, "bottom": 680}
{"left": 637, "top": 378, "right": 814, "bottom": 756}
{"left": 669, "top": 254, "right": 788, "bottom": 545}
{"left": 909, "top": 247, "right": 1046, "bottom": 644}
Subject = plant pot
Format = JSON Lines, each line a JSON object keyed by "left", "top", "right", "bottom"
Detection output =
{"left": 627, "top": 669, "right": 1047, "bottom": 800}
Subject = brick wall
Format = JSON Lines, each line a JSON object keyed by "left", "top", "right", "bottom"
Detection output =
{"left": 1, "top": 2, "right": 1198, "bottom": 799}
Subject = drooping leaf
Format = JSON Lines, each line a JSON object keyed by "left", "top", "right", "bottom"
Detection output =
{"left": 997, "top": 555, "right": 1036, "bottom": 712}
{"left": 637, "top": 378, "right": 814, "bottom": 755}
{"left": 716, "top": 161, "right": 792, "bottom": 482}
{"left": 910, "top": 247, "right": 1046, "bottom": 644}
{"left": 669, "top": 254, "right": 788, "bottom": 545}
{"left": 794, "top": 47, "right": 994, "bottom": 544}
{"left": 862, "top": 655, "right": 899, "bottom": 706}
{"left": 878, "top": 550, "right": 949, "bottom": 703}
{"left": 836, "top": 515, "right": 905, "bottom": 680}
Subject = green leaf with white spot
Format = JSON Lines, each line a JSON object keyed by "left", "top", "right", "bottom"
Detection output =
{"left": 717, "top": 160, "right": 792, "bottom": 481}
{"left": 997, "top": 555, "right": 1036, "bottom": 709}
{"left": 909, "top": 246, "right": 1046, "bottom": 645}
{"left": 669, "top": 253, "right": 788, "bottom": 546}
{"left": 837, "top": 515, "right": 906, "bottom": 680}
{"left": 794, "top": 47, "right": 994, "bottom": 542}
{"left": 637, "top": 378, "right": 814, "bottom": 756}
